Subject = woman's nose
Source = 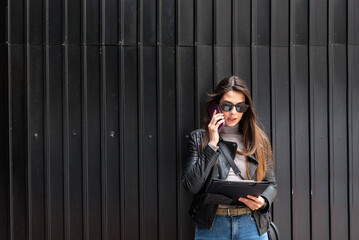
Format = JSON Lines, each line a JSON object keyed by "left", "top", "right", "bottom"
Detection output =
{"left": 230, "top": 106, "right": 237, "bottom": 114}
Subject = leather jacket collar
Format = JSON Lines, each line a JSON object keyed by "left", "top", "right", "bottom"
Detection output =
{"left": 217, "top": 136, "right": 258, "bottom": 180}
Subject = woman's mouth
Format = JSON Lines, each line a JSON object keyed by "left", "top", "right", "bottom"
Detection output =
{"left": 228, "top": 118, "right": 237, "bottom": 122}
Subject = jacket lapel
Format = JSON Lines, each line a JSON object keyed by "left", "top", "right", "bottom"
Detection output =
{"left": 218, "top": 138, "right": 259, "bottom": 180}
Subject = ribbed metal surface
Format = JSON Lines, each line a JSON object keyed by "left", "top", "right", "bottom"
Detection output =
{"left": 1, "top": 0, "right": 359, "bottom": 239}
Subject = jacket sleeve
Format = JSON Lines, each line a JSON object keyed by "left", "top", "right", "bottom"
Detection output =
{"left": 260, "top": 151, "right": 277, "bottom": 207}
{"left": 181, "top": 133, "right": 220, "bottom": 195}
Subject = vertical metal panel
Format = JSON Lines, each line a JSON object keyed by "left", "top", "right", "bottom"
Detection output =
{"left": 290, "top": 45, "right": 311, "bottom": 240}
{"left": 253, "top": 0, "right": 270, "bottom": 46}
{"left": 215, "top": 0, "right": 231, "bottom": 46}
{"left": 158, "top": 2, "right": 176, "bottom": 240}
{"left": 197, "top": 46, "right": 214, "bottom": 122}
{"left": 84, "top": 0, "right": 100, "bottom": 44}
{"left": 48, "top": 0, "right": 62, "bottom": 44}
{"left": 103, "top": 0, "right": 119, "bottom": 44}
{"left": 66, "top": 45, "right": 83, "bottom": 240}
{"left": 28, "top": 45, "right": 46, "bottom": 240}
{"left": 251, "top": 46, "right": 270, "bottom": 136}
{"left": 67, "top": 0, "right": 81, "bottom": 44}
{"left": 233, "top": 0, "right": 251, "bottom": 46}
{"left": 308, "top": 24, "right": 328, "bottom": 240}
{"left": 232, "top": 46, "right": 251, "bottom": 89}
{"left": 140, "top": 0, "right": 156, "bottom": 45}
{"left": 271, "top": 46, "right": 291, "bottom": 240}
{"left": 197, "top": 0, "right": 213, "bottom": 45}
{"left": 9, "top": 45, "right": 27, "bottom": 240}
{"left": 122, "top": 46, "right": 139, "bottom": 240}
{"left": 102, "top": 46, "right": 120, "bottom": 240}
{"left": 309, "top": 0, "right": 327, "bottom": 46}
{"left": 86, "top": 46, "right": 102, "bottom": 240}
{"left": 122, "top": 0, "right": 137, "bottom": 45}
{"left": 46, "top": 45, "right": 64, "bottom": 240}
{"left": 291, "top": 0, "right": 309, "bottom": 44}
{"left": 177, "top": 46, "right": 195, "bottom": 240}
{"left": 329, "top": 0, "right": 347, "bottom": 44}
{"left": 214, "top": 47, "right": 232, "bottom": 84}
{"left": 329, "top": 45, "right": 348, "bottom": 240}
{"left": 140, "top": 46, "right": 158, "bottom": 240}
{"left": 28, "top": 0, "right": 43, "bottom": 44}
{"left": 309, "top": 46, "right": 330, "bottom": 240}
{"left": 159, "top": 0, "right": 175, "bottom": 45}
{"left": 158, "top": 46, "right": 177, "bottom": 240}
{"left": 9, "top": 0, "right": 24, "bottom": 43}
{"left": 177, "top": 0, "right": 194, "bottom": 45}
{"left": 271, "top": 0, "right": 289, "bottom": 46}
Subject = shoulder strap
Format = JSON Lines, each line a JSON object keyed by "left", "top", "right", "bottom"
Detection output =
{"left": 218, "top": 141, "right": 245, "bottom": 180}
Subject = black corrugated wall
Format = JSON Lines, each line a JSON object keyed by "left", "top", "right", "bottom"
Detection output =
{"left": 1, "top": 0, "right": 359, "bottom": 239}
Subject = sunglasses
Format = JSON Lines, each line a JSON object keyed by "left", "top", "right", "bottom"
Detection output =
{"left": 219, "top": 102, "right": 249, "bottom": 113}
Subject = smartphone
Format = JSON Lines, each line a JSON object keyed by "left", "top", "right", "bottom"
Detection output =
{"left": 207, "top": 102, "right": 225, "bottom": 132}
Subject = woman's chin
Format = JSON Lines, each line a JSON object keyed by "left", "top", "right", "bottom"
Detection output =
{"left": 225, "top": 121, "right": 239, "bottom": 127}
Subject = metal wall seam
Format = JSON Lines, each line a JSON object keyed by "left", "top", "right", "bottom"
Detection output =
{"left": 157, "top": 43, "right": 163, "bottom": 240}
{"left": 81, "top": 0, "right": 89, "bottom": 238}
{"left": 157, "top": 1, "right": 164, "bottom": 238}
{"left": 175, "top": 44, "right": 183, "bottom": 240}
{"left": 308, "top": 45, "right": 315, "bottom": 240}
{"left": 289, "top": 43, "right": 296, "bottom": 240}
{"left": 5, "top": 0, "right": 11, "bottom": 234}
{"left": 119, "top": 1, "right": 124, "bottom": 239}
{"left": 138, "top": 2, "right": 144, "bottom": 239}
{"left": 44, "top": 0, "right": 51, "bottom": 237}
{"left": 100, "top": 46, "right": 108, "bottom": 240}
{"left": 8, "top": 43, "right": 13, "bottom": 240}
{"left": 81, "top": 46, "right": 90, "bottom": 240}
{"left": 119, "top": 42, "right": 125, "bottom": 240}
{"left": 308, "top": 3, "right": 315, "bottom": 239}
{"left": 62, "top": 0, "right": 70, "bottom": 238}
{"left": 25, "top": 0, "right": 31, "bottom": 237}
{"left": 25, "top": 45, "right": 31, "bottom": 240}
{"left": 138, "top": 43, "right": 144, "bottom": 240}
{"left": 175, "top": 1, "right": 180, "bottom": 239}
{"left": 270, "top": 45, "right": 277, "bottom": 217}
{"left": 62, "top": 42, "right": 70, "bottom": 240}
{"left": 347, "top": 43, "right": 353, "bottom": 240}
{"left": 348, "top": 1, "right": 357, "bottom": 238}
{"left": 100, "top": 0, "right": 107, "bottom": 238}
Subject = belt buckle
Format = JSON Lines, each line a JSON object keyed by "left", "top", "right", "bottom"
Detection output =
{"left": 227, "top": 208, "right": 230, "bottom": 216}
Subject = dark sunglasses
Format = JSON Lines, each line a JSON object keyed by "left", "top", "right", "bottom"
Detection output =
{"left": 219, "top": 102, "right": 249, "bottom": 113}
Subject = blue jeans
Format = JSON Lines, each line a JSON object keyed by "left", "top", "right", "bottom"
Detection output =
{"left": 195, "top": 214, "right": 268, "bottom": 240}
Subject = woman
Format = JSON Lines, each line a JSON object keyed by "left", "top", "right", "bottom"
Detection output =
{"left": 182, "top": 76, "right": 277, "bottom": 240}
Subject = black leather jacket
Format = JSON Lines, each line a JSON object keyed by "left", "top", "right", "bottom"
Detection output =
{"left": 182, "top": 129, "right": 277, "bottom": 235}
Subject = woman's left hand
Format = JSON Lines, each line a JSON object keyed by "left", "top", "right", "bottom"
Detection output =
{"left": 238, "top": 195, "right": 265, "bottom": 211}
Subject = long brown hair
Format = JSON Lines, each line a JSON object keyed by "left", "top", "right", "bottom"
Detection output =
{"left": 202, "top": 76, "right": 273, "bottom": 181}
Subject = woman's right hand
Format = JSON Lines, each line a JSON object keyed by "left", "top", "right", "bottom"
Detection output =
{"left": 208, "top": 109, "right": 225, "bottom": 146}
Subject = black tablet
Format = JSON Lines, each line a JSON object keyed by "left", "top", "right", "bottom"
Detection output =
{"left": 206, "top": 179, "right": 270, "bottom": 204}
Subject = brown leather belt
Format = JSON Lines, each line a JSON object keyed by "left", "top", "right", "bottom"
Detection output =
{"left": 216, "top": 208, "right": 252, "bottom": 216}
